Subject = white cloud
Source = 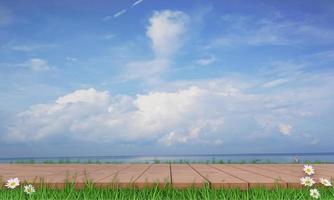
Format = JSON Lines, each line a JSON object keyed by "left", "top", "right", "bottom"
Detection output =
{"left": 196, "top": 56, "right": 216, "bottom": 66}
{"left": 122, "top": 10, "right": 189, "bottom": 82}
{"left": 0, "top": 58, "right": 52, "bottom": 71}
{"left": 123, "top": 59, "right": 169, "bottom": 82}
{"left": 5, "top": 88, "right": 111, "bottom": 142}
{"left": 3, "top": 86, "right": 232, "bottom": 144}
{"left": 103, "top": 9, "right": 126, "bottom": 21}
{"left": 113, "top": 9, "right": 127, "bottom": 18}
{"left": 278, "top": 123, "right": 293, "bottom": 136}
{"left": 10, "top": 44, "right": 59, "bottom": 52}
{"left": 4, "top": 60, "right": 334, "bottom": 148}
{"left": 26, "top": 58, "right": 50, "bottom": 71}
{"left": 11, "top": 45, "right": 34, "bottom": 52}
{"left": 66, "top": 57, "right": 77, "bottom": 62}
{"left": 146, "top": 10, "right": 189, "bottom": 58}
{"left": 262, "top": 79, "right": 289, "bottom": 88}
{"left": 103, "top": 34, "right": 114, "bottom": 40}
{"left": 56, "top": 88, "right": 109, "bottom": 105}
{"left": 132, "top": 0, "right": 144, "bottom": 7}
{"left": 209, "top": 14, "right": 334, "bottom": 48}
{"left": 102, "top": 16, "right": 112, "bottom": 21}
{"left": 159, "top": 132, "right": 175, "bottom": 146}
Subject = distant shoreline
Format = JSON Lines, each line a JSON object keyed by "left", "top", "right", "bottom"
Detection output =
{"left": 1, "top": 152, "right": 334, "bottom": 164}
{"left": 1, "top": 151, "right": 334, "bottom": 160}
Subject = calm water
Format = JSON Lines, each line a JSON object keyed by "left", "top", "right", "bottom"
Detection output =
{"left": 0, "top": 153, "right": 333, "bottom": 163}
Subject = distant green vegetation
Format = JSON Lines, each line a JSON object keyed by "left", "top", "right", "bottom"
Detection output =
{"left": 7, "top": 158, "right": 331, "bottom": 164}
{"left": 10, "top": 160, "right": 123, "bottom": 164}
{"left": 0, "top": 184, "right": 333, "bottom": 200}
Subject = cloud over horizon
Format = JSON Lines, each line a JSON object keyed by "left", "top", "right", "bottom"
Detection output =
{"left": 4, "top": 65, "right": 334, "bottom": 150}
{"left": 1, "top": 1, "right": 334, "bottom": 156}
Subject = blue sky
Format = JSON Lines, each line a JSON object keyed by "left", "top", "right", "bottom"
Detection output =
{"left": 1, "top": 0, "right": 334, "bottom": 157}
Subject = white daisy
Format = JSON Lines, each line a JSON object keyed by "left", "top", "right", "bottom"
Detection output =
{"left": 319, "top": 177, "right": 332, "bottom": 187}
{"left": 310, "top": 188, "right": 320, "bottom": 199}
{"left": 303, "top": 164, "right": 315, "bottom": 176}
{"left": 300, "top": 176, "right": 315, "bottom": 187}
{"left": 5, "top": 178, "right": 20, "bottom": 189}
{"left": 24, "top": 184, "right": 36, "bottom": 195}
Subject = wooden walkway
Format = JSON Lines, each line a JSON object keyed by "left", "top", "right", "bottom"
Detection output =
{"left": 0, "top": 164, "right": 333, "bottom": 189}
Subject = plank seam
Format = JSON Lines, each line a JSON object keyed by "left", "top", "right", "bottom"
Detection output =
{"left": 77, "top": 165, "right": 129, "bottom": 182}
{"left": 208, "top": 164, "right": 249, "bottom": 189}
{"left": 132, "top": 164, "right": 153, "bottom": 184}
{"left": 230, "top": 165, "right": 287, "bottom": 188}
{"left": 188, "top": 164, "right": 211, "bottom": 187}
{"left": 43, "top": 164, "right": 111, "bottom": 177}
{"left": 169, "top": 163, "right": 173, "bottom": 186}
{"left": 94, "top": 164, "right": 131, "bottom": 182}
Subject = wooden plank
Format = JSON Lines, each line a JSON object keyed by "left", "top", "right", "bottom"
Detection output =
{"left": 255, "top": 164, "right": 333, "bottom": 187}
{"left": 135, "top": 164, "right": 170, "bottom": 188}
{"left": 232, "top": 164, "right": 302, "bottom": 188}
{"left": 269, "top": 164, "right": 334, "bottom": 178}
{"left": 314, "top": 164, "right": 334, "bottom": 174}
{"left": 75, "top": 164, "right": 129, "bottom": 187}
{"left": 210, "top": 164, "right": 286, "bottom": 188}
{"left": 0, "top": 164, "right": 108, "bottom": 177}
{"left": 97, "top": 164, "right": 151, "bottom": 187}
{"left": 190, "top": 164, "right": 248, "bottom": 189}
{"left": 0, "top": 164, "right": 116, "bottom": 188}
{"left": 171, "top": 164, "right": 207, "bottom": 188}
{"left": 0, "top": 164, "right": 333, "bottom": 189}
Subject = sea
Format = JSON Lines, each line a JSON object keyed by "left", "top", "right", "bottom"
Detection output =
{"left": 0, "top": 152, "right": 333, "bottom": 164}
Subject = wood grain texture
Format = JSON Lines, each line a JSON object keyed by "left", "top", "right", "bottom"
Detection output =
{"left": 0, "top": 164, "right": 332, "bottom": 189}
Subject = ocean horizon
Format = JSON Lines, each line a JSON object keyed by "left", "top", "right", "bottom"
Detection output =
{"left": 1, "top": 152, "right": 333, "bottom": 164}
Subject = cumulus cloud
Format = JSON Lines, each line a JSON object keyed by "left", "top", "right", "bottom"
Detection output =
{"left": 56, "top": 88, "right": 108, "bottom": 104}
{"left": 5, "top": 88, "right": 111, "bottom": 142}
{"left": 146, "top": 10, "right": 189, "bottom": 58}
{"left": 3, "top": 63, "right": 334, "bottom": 148}
{"left": 3, "top": 85, "right": 238, "bottom": 144}
{"left": 123, "top": 10, "right": 189, "bottom": 81}
{"left": 278, "top": 123, "right": 293, "bottom": 136}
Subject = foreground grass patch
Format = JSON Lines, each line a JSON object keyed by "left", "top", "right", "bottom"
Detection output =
{"left": 1, "top": 185, "right": 334, "bottom": 200}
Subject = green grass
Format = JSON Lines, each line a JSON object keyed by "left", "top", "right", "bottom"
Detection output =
{"left": 0, "top": 184, "right": 334, "bottom": 200}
